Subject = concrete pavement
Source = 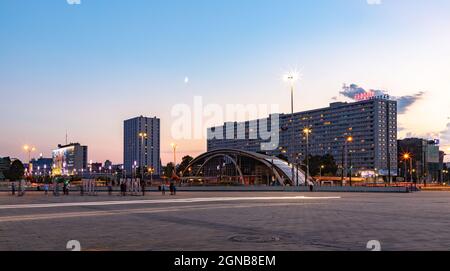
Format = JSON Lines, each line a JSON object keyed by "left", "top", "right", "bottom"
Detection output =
{"left": 0, "top": 192, "right": 449, "bottom": 251}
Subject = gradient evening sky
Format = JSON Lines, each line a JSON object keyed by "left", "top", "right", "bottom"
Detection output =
{"left": 1, "top": 0, "right": 450, "bottom": 164}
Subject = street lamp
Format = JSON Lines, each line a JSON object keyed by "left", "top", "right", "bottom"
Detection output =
{"left": 148, "top": 167, "right": 154, "bottom": 183}
{"left": 23, "top": 145, "right": 36, "bottom": 175}
{"left": 303, "top": 128, "right": 312, "bottom": 185}
{"left": 283, "top": 71, "right": 299, "bottom": 185}
{"left": 346, "top": 136, "right": 353, "bottom": 186}
{"left": 139, "top": 132, "right": 148, "bottom": 182}
{"left": 320, "top": 165, "right": 325, "bottom": 178}
{"left": 402, "top": 153, "right": 413, "bottom": 183}
{"left": 23, "top": 145, "right": 36, "bottom": 162}
{"left": 171, "top": 143, "right": 178, "bottom": 166}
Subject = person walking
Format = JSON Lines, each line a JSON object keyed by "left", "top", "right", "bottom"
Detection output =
{"left": 169, "top": 182, "right": 174, "bottom": 195}
{"left": 44, "top": 183, "right": 49, "bottom": 196}
{"left": 11, "top": 182, "right": 16, "bottom": 196}
{"left": 80, "top": 183, "right": 84, "bottom": 196}
{"left": 162, "top": 182, "right": 166, "bottom": 196}
{"left": 120, "top": 180, "right": 126, "bottom": 196}
{"left": 108, "top": 181, "right": 113, "bottom": 196}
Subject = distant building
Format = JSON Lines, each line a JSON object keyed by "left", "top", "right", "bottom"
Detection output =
{"left": 30, "top": 157, "right": 53, "bottom": 175}
{"left": 90, "top": 162, "right": 103, "bottom": 173}
{"left": 124, "top": 116, "right": 161, "bottom": 176}
{"left": 397, "top": 138, "right": 442, "bottom": 182}
{"left": 208, "top": 98, "right": 398, "bottom": 178}
{"left": 52, "top": 143, "right": 88, "bottom": 176}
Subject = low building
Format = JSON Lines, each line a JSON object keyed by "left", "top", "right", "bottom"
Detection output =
{"left": 397, "top": 138, "right": 442, "bottom": 182}
{"left": 29, "top": 157, "right": 53, "bottom": 175}
{"left": 181, "top": 149, "right": 313, "bottom": 186}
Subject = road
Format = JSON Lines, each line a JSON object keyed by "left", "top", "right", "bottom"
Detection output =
{"left": 0, "top": 191, "right": 449, "bottom": 251}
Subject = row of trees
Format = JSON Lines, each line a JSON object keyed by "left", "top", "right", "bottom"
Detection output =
{"left": 162, "top": 155, "right": 194, "bottom": 178}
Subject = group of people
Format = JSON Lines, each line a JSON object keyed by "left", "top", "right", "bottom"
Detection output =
{"left": 160, "top": 182, "right": 177, "bottom": 195}
{"left": 9, "top": 179, "right": 179, "bottom": 197}
{"left": 120, "top": 178, "right": 146, "bottom": 196}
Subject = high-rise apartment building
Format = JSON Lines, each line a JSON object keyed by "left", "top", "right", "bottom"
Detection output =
{"left": 123, "top": 116, "right": 160, "bottom": 176}
{"left": 208, "top": 98, "right": 398, "bottom": 177}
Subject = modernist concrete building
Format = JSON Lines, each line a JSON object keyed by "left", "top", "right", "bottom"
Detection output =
{"left": 208, "top": 98, "right": 398, "bottom": 178}
{"left": 181, "top": 149, "right": 313, "bottom": 186}
{"left": 123, "top": 116, "right": 161, "bottom": 176}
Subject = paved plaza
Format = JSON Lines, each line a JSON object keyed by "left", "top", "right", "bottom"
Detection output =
{"left": 0, "top": 191, "right": 449, "bottom": 251}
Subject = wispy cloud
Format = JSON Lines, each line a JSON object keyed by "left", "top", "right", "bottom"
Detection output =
{"left": 440, "top": 122, "right": 450, "bottom": 146}
{"left": 339, "top": 84, "right": 425, "bottom": 114}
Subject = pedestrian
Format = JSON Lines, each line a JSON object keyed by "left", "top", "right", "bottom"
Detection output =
{"left": 169, "top": 182, "right": 173, "bottom": 195}
{"left": 141, "top": 180, "right": 146, "bottom": 196}
{"left": 63, "top": 182, "right": 68, "bottom": 196}
{"left": 108, "top": 181, "right": 113, "bottom": 196}
{"left": 162, "top": 182, "right": 166, "bottom": 196}
{"left": 173, "top": 183, "right": 177, "bottom": 196}
{"left": 120, "top": 181, "right": 126, "bottom": 196}
{"left": 11, "top": 182, "right": 16, "bottom": 196}
{"left": 44, "top": 183, "right": 49, "bottom": 196}
{"left": 18, "top": 180, "right": 25, "bottom": 197}
{"left": 54, "top": 183, "right": 60, "bottom": 197}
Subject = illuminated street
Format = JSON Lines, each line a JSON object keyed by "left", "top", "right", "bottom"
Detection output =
{"left": 0, "top": 192, "right": 449, "bottom": 251}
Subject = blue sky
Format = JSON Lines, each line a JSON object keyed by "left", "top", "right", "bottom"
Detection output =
{"left": 1, "top": 0, "right": 450, "bottom": 163}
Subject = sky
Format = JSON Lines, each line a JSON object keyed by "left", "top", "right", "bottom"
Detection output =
{"left": 1, "top": 0, "right": 450, "bottom": 164}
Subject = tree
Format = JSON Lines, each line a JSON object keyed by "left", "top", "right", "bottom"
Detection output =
{"left": 163, "top": 162, "right": 175, "bottom": 178}
{"left": 303, "top": 154, "right": 338, "bottom": 177}
{"left": 177, "top": 155, "right": 194, "bottom": 175}
{"left": 7, "top": 160, "right": 25, "bottom": 182}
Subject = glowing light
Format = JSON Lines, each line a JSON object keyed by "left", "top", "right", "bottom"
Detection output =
{"left": 283, "top": 70, "right": 300, "bottom": 85}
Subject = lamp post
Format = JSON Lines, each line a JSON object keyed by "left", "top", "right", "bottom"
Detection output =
{"left": 23, "top": 145, "right": 36, "bottom": 175}
{"left": 402, "top": 153, "right": 411, "bottom": 182}
{"left": 346, "top": 136, "right": 353, "bottom": 186}
{"left": 303, "top": 128, "right": 312, "bottom": 186}
{"left": 171, "top": 143, "right": 178, "bottom": 167}
{"left": 283, "top": 71, "right": 299, "bottom": 185}
{"left": 148, "top": 167, "right": 154, "bottom": 183}
{"left": 320, "top": 165, "right": 325, "bottom": 178}
{"left": 139, "top": 132, "right": 148, "bottom": 182}
{"left": 133, "top": 161, "right": 137, "bottom": 181}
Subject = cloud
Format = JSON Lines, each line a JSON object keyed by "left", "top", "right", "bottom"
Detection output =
{"left": 67, "top": 0, "right": 81, "bottom": 5}
{"left": 440, "top": 122, "right": 450, "bottom": 145}
{"left": 396, "top": 92, "right": 426, "bottom": 114}
{"left": 367, "top": 0, "right": 382, "bottom": 5}
{"left": 340, "top": 83, "right": 425, "bottom": 114}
